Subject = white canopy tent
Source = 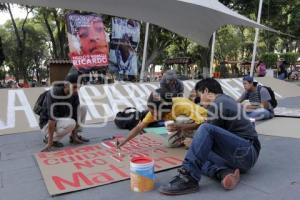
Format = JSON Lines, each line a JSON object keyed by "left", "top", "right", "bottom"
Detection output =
{"left": 0, "top": 0, "right": 274, "bottom": 47}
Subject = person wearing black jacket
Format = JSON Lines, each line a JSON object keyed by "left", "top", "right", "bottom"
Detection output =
{"left": 39, "top": 72, "right": 89, "bottom": 152}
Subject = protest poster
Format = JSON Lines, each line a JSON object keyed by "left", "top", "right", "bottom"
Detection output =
{"left": 109, "top": 17, "right": 140, "bottom": 79}
{"left": 66, "top": 13, "right": 109, "bottom": 70}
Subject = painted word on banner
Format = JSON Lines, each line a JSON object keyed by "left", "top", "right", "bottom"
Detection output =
{"left": 35, "top": 134, "right": 186, "bottom": 195}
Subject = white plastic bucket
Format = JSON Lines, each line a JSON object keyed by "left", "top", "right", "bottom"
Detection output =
{"left": 130, "top": 156, "right": 155, "bottom": 192}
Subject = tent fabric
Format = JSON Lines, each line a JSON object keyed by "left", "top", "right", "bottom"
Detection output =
{"left": 0, "top": 0, "right": 275, "bottom": 46}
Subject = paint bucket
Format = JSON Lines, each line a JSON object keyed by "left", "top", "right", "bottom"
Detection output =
{"left": 165, "top": 120, "right": 177, "bottom": 135}
{"left": 130, "top": 156, "right": 155, "bottom": 192}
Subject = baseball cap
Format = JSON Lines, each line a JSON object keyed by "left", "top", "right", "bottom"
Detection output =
{"left": 243, "top": 75, "right": 257, "bottom": 83}
{"left": 163, "top": 70, "right": 177, "bottom": 81}
{"left": 65, "top": 71, "right": 79, "bottom": 84}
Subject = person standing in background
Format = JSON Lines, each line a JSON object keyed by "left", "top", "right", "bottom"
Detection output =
{"left": 256, "top": 60, "right": 266, "bottom": 77}
{"left": 278, "top": 60, "right": 288, "bottom": 80}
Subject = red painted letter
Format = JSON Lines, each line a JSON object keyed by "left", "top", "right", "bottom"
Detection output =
{"left": 52, "top": 172, "right": 94, "bottom": 190}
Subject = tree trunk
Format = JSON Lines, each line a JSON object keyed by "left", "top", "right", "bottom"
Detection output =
{"left": 53, "top": 9, "right": 65, "bottom": 58}
{"left": 60, "top": 22, "right": 67, "bottom": 58}
{"left": 43, "top": 12, "right": 58, "bottom": 58}
{"left": 7, "top": 3, "right": 22, "bottom": 81}
{"left": 20, "top": 18, "right": 28, "bottom": 80}
{"left": 7, "top": 4, "right": 31, "bottom": 81}
{"left": 145, "top": 49, "right": 160, "bottom": 68}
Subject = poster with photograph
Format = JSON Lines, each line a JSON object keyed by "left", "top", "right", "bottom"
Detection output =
{"left": 66, "top": 13, "right": 109, "bottom": 70}
{"left": 109, "top": 18, "right": 140, "bottom": 78}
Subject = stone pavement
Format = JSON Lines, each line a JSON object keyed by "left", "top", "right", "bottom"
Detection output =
{"left": 1, "top": 121, "right": 300, "bottom": 200}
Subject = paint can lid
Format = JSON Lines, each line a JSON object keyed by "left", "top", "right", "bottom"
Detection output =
{"left": 131, "top": 156, "right": 153, "bottom": 164}
{"left": 130, "top": 156, "right": 154, "bottom": 168}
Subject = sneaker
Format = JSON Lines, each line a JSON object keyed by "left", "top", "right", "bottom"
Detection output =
{"left": 220, "top": 169, "right": 240, "bottom": 190}
{"left": 43, "top": 136, "right": 64, "bottom": 148}
{"left": 70, "top": 135, "right": 90, "bottom": 143}
{"left": 159, "top": 168, "right": 199, "bottom": 195}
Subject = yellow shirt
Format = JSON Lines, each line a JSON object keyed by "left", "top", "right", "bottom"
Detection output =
{"left": 142, "top": 97, "right": 207, "bottom": 124}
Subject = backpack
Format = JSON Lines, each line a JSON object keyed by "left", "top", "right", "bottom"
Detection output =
{"left": 258, "top": 85, "right": 278, "bottom": 108}
{"left": 114, "top": 107, "right": 148, "bottom": 130}
{"left": 258, "top": 64, "right": 266, "bottom": 76}
{"left": 33, "top": 91, "right": 48, "bottom": 115}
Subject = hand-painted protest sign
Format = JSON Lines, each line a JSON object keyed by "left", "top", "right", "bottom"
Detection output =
{"left": 109, "top": 18, "right": 140, "bottom": 79}
{"left": 35, "top": 134, "right": 186, "bottom": 195}
{"left": 66, "top": 13, "right": 109, "bottom": 70}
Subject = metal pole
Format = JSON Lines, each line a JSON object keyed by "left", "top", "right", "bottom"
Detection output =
{"left": 250, "top": 0, "right": 264, "bottom": 77}
{"left": 210, "top": 32, "right": 216, "bottom": 78}
{"left": 140, "top": 22, "right": 150, "bottom": 82}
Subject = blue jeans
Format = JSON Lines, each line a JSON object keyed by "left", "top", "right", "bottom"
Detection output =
{"left": 278, "top": 73, "right": 286, "bottom": 80}
{"left": 182, "top": 123, "right": 259, "bottom": 181}
{"left": 247, "top": 108, "right": 273, "bottom": 121}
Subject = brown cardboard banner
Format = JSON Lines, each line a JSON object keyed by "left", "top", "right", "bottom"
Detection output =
{"left": 34, "top": 134, "right": 186, "bottom": 196}
{"left": 1, "top": 77, "right": 299, "bottom": 136}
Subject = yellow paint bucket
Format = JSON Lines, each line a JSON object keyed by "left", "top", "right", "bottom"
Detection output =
{"left": 130, "top": 156, "right": 155, "bottom": 192}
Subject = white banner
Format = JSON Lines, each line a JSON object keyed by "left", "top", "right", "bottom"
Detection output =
{"left": 0, "top": 77, "right": 298, "bottom": 136}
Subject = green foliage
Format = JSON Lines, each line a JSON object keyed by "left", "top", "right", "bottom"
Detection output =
{"left": 280, "top": 52, "right": 300, "bottom": 65}
{"left": 214, "top": 65, "right": 220, "bottom": 72}
{"left": 260, "top": 53, "right": 278, "bottom": 69}
{"left": 215, "top": 25, "right": 244, "bottom": 61}
{"left": 0, "top": 18, "right": 50, "bottom": 80}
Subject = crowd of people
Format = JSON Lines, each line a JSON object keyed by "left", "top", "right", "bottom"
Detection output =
{"left": 34, "top": 66, "right": 280, "bottom": 195}
{"left": 1, "top": 58, "right": 298, "bottom": 89}
{"left": 0, "top": 79, "right": 47, "bottom": 89}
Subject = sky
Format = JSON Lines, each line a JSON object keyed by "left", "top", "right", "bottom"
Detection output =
{"left": 0, "top": 4, "right": 33, "bottom": 25}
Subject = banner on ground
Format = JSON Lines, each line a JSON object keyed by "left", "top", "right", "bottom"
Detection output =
{"left": 66, "top": 13, "right": 109, "bottom": 70}
{"left": 109, "top": 17, "right": 140, "bottom": 77}
{"left": 35, "top": 134, "right": 186, "bottom": 195}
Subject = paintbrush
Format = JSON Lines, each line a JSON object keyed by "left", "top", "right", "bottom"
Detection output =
{"left": 116, "top": 139, "right": 121, "bottom": 157}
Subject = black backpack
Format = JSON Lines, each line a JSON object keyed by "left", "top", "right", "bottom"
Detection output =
{"left": 114, "top": 107, "right": 148, "bottom": 130}
{"left": 258, "top": 85, "right": 278, "bottom": 108}
{"left": 33, "top": 91, "right": 48, "bottom": 115}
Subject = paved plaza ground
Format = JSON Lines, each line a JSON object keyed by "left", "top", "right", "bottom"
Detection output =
{"left": 1, "top": 119, "right": 300, "bottom": 200}
{"left": 0, "top": 80, "right": 300, "bottom": 200}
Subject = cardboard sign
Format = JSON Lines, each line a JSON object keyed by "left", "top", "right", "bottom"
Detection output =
{"left": 35, "top": 134, "right": 186, "bottom": 196}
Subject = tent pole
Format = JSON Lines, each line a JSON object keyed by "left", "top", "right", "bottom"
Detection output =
{"left": 140, "top": 22, "right": 150, "bottom": 82}
{"left": 250, "top": 0, "right": 264, "bottom": 77}
{"left": 210, "top": 32, "right": 216, "bottom": 78}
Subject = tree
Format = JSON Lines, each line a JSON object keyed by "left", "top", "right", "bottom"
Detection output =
{"left": 4, "top": 3, "right": 34, "bottom": 81}
{"left": 33, "top": 8, "right": 59, "bottom": 58}
{"left": 0, "top": 4, "right": 7, "bottom": 68}
{"left": 0, "top": 18, "right": 50, "bottom": 82}
{"left": 0, "top": 37, "right": 5, "bottom": 66}
{"left": 215, "top": 25, "right": 244, "bottom": 61}
{"left": 33, "top": 8, "right": 69, "bottom": 59}
{"left": 137, "top": 24, "right": 180, "bottom": 71}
